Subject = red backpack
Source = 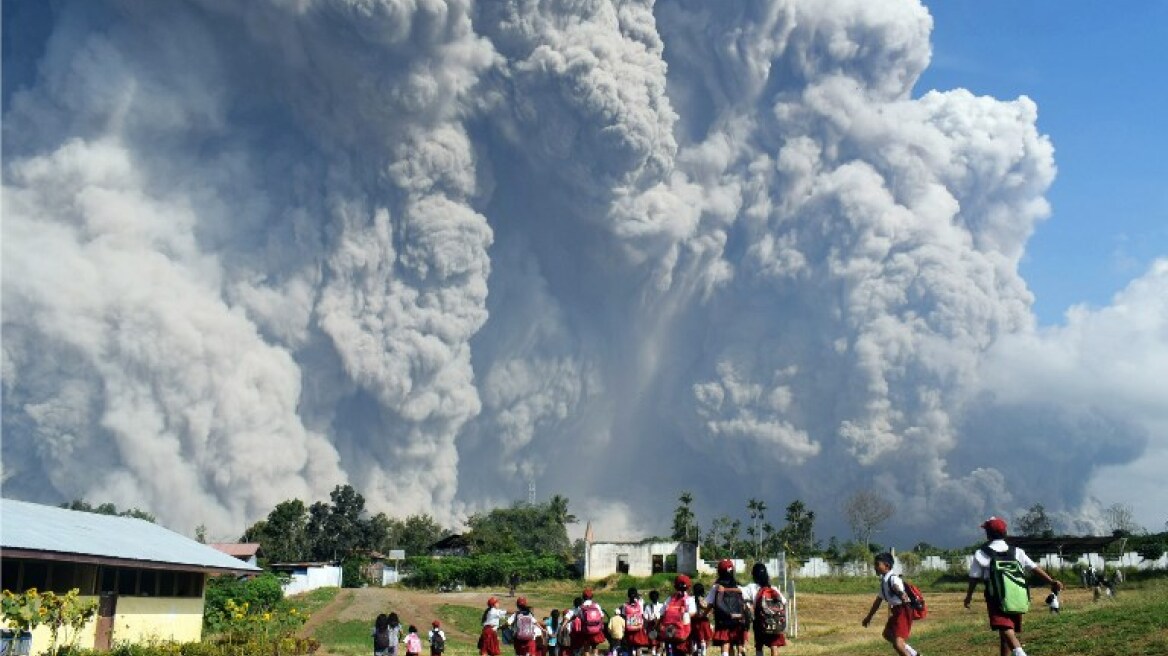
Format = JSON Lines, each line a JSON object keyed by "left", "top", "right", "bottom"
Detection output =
{"left": 903, "top": 581, "right": 927, "bottom": 620}
{"left": 624, "top": 602, "right": 644, "bottom": 632}
{"left": 579, "top": 604, "right": 604, "bottom": 635}
{"left": 658, "top": 594, "right": 691, "bottom": 644}
{"left": 755, "top": 587, "right": 787, "bottom": 635}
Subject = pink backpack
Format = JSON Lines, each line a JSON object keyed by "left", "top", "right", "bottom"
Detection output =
{"left": 580, "top": 604, "right": 604, "bottom": 635}
{"left": 624, "top": 603, "right": 644, "bottom": 632}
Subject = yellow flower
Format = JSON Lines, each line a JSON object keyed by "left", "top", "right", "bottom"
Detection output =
{"left": 262, "top": 613, "right": 272, "bottom": 622}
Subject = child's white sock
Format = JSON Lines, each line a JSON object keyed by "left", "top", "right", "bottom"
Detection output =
{"left": 1012, "top": 648, "right": 1027, "bottom": 656}
{"left": 906, "top": 645, "right": 918, "bottom": 656}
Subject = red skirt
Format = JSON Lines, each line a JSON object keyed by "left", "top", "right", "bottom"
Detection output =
{"left": 692, "top": 618, "right": 714, "bottom": 643}
{"left": 882, "top": 605, "right": 913, "bottom": 641}
{"left": 711, "top": 626, "right": 747, "bottom": 646}
{"left": 513, "top": 638, "right": 537, "bottom": 656}
{"left": 625, "top": 629, "right": 651, "bottom": 648}
{"left": 479, "top": 627, "right": 502, "bottom": 656}
{"left": 571, "top": 631, "right": 607, "bottom": 647}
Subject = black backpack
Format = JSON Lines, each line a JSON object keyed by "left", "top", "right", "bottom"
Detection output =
{"left": 713, "top": 585, "right": 747, "bottom": 630}
{"left": 431, "top": 630, "right": 445, "bottom": 653}
{"left": 374, "top": 629, "right": 391, "bottom": 651}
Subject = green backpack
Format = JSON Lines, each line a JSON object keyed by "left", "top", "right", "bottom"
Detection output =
{"left": 981, "top": 545, "right": 1030, "bottom": 613}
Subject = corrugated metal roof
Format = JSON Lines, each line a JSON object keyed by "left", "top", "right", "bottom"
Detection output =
{"left": 1, "top": 499, "right": 260, "bottom": 572}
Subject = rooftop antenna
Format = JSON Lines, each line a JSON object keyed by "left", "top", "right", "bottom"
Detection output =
{"left": 528, "top": 480, "right": 536, "bottom": 505}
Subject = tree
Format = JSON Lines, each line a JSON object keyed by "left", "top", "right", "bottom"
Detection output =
{"left": 195, "top": 524, "right": 208, "bottom": 543}
{"left": 382, "top": 514, "right": 449, "bottom": 556}
{"left": 548, "top": 494, "right": 578, "bottom": 526}
{"left": 61, "top": 499, "right": 156, "bottom": 523}
{"left": 1016, "top": 503, "right": 1055, "bottom": 538}
{"left": 242, "top": 498, "right": 310, "bottom": 563}
{"left": 777, "top": 500, "right": 817, "bottom": 559}
{"left": 842, "top": 491, "right": 893, "bottom": 550}
{"left": 672, "top": 491, "right": 698, "bottom": 541}
{"left": 1103, "top": 503, "right": 1140, "bottom": 535}
{"left": 746, "top": 499, "right": 768, "bottom": 560}
{"left": 465, "top": 500, "right": 573, "bottom": 556}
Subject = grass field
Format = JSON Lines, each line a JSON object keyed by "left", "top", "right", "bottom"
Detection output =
{"left": 301, "top": 576, "right": 1168, "bottom": 656}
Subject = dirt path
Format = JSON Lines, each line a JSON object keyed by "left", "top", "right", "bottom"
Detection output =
{"left": 299, "top": 587, "right": 511, "bottom": 650}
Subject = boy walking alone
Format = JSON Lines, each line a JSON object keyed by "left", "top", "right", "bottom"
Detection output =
{"left": 861, "top": 553, "right": 920, "bottom": 656}
{"left": 963, "top": 517, "right": 1063, "bottom": 656}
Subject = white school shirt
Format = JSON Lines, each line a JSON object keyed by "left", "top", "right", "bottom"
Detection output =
{"left": 969, "top": 540, "right": 1038, "bottom": 580}
{"left": 743, "top": 583, "right": 787, "bottom": 608}
{"left": 705, "top": 582, "right": 745, "bottom": 605}
{"left": 644, "top": 601, "right": 665, "bottom": 621}
{"left": 428, "top": 629, "right": 446, "bottom": 645}
{"left": 877, "top": 573, "right": 906, "bottom": 606}
{"left": 483, "top": 607, "right": 508, "bottom": 628}
{"left": 508, "top": 612, "right": 543, "bottom": 637}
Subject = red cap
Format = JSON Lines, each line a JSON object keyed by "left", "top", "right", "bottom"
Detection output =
{"left": 488, "top": 596, "right": 499, "bottom": 607}
{"left": 432, "top": 620, "right": 440, "bottom": 628}
{"left": 717, "top": 559, "right": 734, "bottom": 573}
{"left": 674, "top": 574, "right": 691, "bottom": 590}
{"left": 517, "top": 596, "right": 528, "bottom": 607}
{"left": 583, "top": 588, "right": 594, "bottom": 599}
{"left": 981, "top": 516, "right": 1008, "bottom": 534}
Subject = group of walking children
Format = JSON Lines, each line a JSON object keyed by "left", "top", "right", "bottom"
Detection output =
{"left": 374, "top": 613, "right": 446, "bottom": 656}
{"left": 476, "top": 560, "right": 789, "bottom": 656}
{"left": 860, "top": 516, "right": 1064, "bottom": 656}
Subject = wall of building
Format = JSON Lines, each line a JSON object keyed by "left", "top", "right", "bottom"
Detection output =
{"left": 281, "top": 566, "right": 343, "bottom": 596}
{"left": 113, "top": 596, "right": 206, "bottom": 644}
{"left": 585, "top": 542, "right": 698, "bottom": 579}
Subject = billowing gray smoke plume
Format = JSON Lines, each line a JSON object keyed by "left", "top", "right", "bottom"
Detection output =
{"left": 4, "top": 0, "right": 1165, "bottom": 543}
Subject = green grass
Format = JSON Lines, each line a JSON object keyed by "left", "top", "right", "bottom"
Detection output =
{"left": 287, "top": 586, "right": 341, "bottom": 616}
{"left": 312, "top": 619, "right": 370, "bottom": 656}
{"left": 840, "top": 578, "right": 1168, "bottom": 656}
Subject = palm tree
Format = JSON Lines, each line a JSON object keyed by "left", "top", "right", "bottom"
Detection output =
{"left": 748, "top": 498, "right": 768, "bottom": 560}
{"left": 548, "top": 494, "right": 577, "bottom": 525}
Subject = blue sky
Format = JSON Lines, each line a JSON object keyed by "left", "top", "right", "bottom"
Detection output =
{"left": 916, "top": 1, "right": 1168, "bottom": 326}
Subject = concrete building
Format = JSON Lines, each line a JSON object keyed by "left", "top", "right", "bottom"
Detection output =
{"left": 584, "top": 540, "right": 701, "bottom": 579}
{"left": 1, "top": 499, "right": 259, "bottom": 651}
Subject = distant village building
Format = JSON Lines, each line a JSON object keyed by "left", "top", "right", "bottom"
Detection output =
{"left": 209, "top": 542, "right": 262, "bottom": 568}
{"left": 429, "top": 534, "right": 472, "bottom": 557}
{"left": 0, "top": 499, "right": 259, "bottom": 651}
{"left": 266, "top": 562, "right": 343, "bottom": 596}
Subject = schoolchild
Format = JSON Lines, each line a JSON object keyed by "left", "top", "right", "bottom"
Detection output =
{"left": 963, "top": 517, "right": 1063, "bottom": 656}
{"left": 374, "top": 614, "right": 393, "bottom": 656}
{"left": 645, "top": 590, "right": 665, "bottom": 656}
{"left": 658, "top": 575, "right": 696, "bottom": 656}
{"left": 743, "top": 564, "right": 787, "bottom": 656}
{"left": 621, "top": 588, "right": 650, "bottom": 655}
{"left": 405, "top": 626, "right": 422, "bottom": 656}
{"left": 546, "top": 610, "right": 562, "bottom": 656}
{"left": 607, "top": 609, "right": 626, "bottom": 656}
{"left": 429, "top": 621, "right": 447, "bottom": 656}
{"left": 480, "top": 596, "right": 508, "bottom": 656}
{"left": 572, "top": 589, "right": 608, "bottom": 656}
{"left": 689, "top": 583, "right": 713, "bottom": 656}
{"left": 706, "top": 560, "right": 749, "bottom": 656}
{"left": 510, "top": 597, "right": 543, "bottom": 656}
{"left": 860, "top": 554, "right": 917, "bottom": 656}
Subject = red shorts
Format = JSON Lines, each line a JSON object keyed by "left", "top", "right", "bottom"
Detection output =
{"left": 882, "top": 605, "right": 913, "bottom": 641}
{"left": 711, "top": 626, "right": 747, "bottom": 646}
{"left": 985, "top": 599, "right": 1022, "bottom": 633}
{"left": 479, "top": 627, "right": 502, "bottom": 656}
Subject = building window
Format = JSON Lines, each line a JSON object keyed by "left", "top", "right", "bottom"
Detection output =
{"left": 116, "top": 569, "right": 138, "bottom": 595}
{"left": 22, "top": 562, "right": 48, "bottom": 592}
{"left": 100, "top": 567, "right": 117, "bottom": 593}
{"left": 616, "top": 555, "right": 630, "bottom": 575}
{"left": 158, "top": 571, "right": 176, "bottom": 597}
{"left": 2, "top": 559, "right": 20, "bottom": 590}
{"left": 139, "top": 570, "right": 157, "bottom": 596}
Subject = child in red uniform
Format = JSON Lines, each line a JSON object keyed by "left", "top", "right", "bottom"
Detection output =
{"left": 689, "top": 583, "right": 713, "bottom": 656}
{"left": 510, "top": 597, "right": 541, "bottom": 656}
{"left": 861, "top": 553, "right": 917, "bottom": 656}
{"left": 744, "top": 563, "right": 787, "bottom": 656}
{"left": 480, "top": 597, "right": 507, "bottom": 656}
{"left": 705, "top": 560, "right": 748, "bottom": 656}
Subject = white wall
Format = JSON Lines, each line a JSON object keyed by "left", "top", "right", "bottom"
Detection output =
{"left": 585, "top": 542, "right": 698, "bottom": 579}
{"left": 281, "top": 565, "right": 343, "bottom": 596}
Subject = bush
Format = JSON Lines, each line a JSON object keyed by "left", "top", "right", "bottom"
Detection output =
{"left": 404, "top": 553, "right": 574, "bottom": 588}
{"left": 203, "top": 573, "right": 287, "bottom": 632}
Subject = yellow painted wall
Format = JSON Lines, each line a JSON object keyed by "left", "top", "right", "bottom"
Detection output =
{"left": 111, "top": 596, "right": 205, "bottom": 644}
{"left": 3, "top": 596, "right": 204, "bottom": 653}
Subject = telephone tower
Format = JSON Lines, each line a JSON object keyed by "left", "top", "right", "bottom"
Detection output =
{"left": 528, "top": 480, "right": 536, "bottom": 505}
